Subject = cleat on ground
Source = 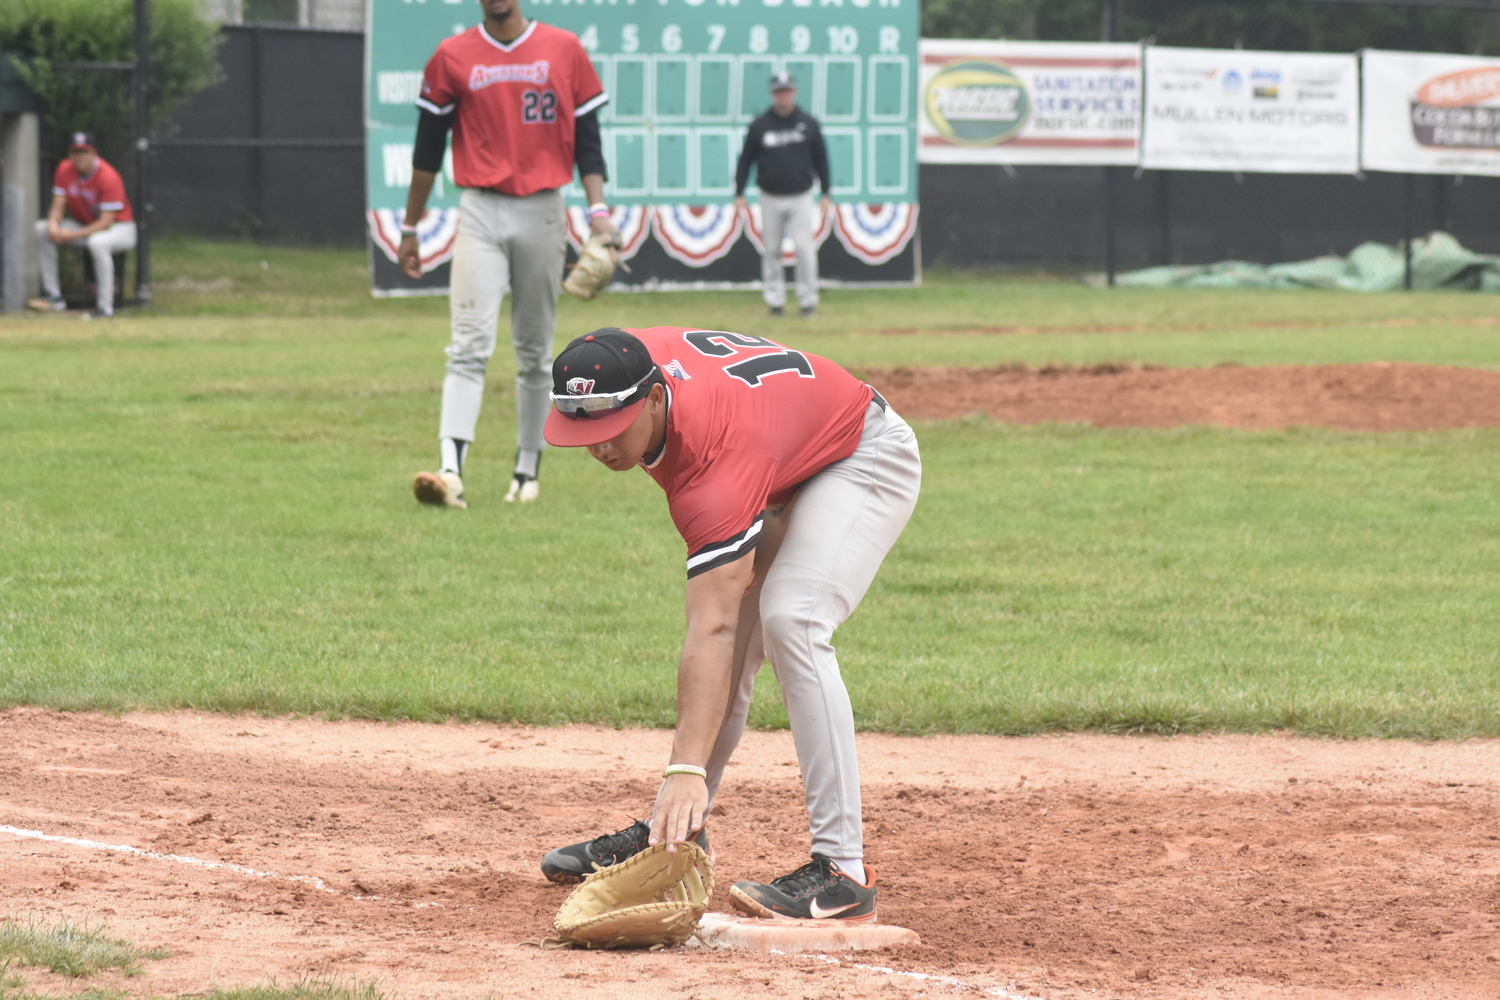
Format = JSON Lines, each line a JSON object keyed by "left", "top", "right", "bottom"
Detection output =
{"left": 541, "top": 818, "right": 712, "bottom": 885}
{"left": 504, "top": 474, "right": 539, "bottom": 503}
{"left": 728, "top": 853, "right": 877, "bottom": 922}
{"left": 413, "top": 470, "right": 466, "bottom": 509}
{"left": 27, "top": 296, "right": 65, "bottom": 312}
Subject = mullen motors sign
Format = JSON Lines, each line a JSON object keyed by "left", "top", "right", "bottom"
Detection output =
{"left": 923, "top": 60, "right": 1030, "bottom": 146}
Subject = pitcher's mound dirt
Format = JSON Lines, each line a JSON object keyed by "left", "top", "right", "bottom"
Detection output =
{"left": 867, "top": 362, "right": 1500, "bottom": 431}
{"left": 2, "top": 710, "right": 1497, "bottom": 1000}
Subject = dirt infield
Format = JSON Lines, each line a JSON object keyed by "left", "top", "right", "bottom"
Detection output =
{"left": 866, "top": 362, "right": 1500, "bottom": 431}
{"left": 2, "top": 710, "right": 1497, "bottom": 1000}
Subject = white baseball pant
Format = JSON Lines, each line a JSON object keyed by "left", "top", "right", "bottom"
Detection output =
{"left": 759, "top": 189, "right": 819, "bottom": 311}
{"left": 439, "top": 187, "right": 568, "bottom": 454}
{"left": 35, "top": 219, "right": 137, "bottom": 314}
{"left": 657, "top": 398, "right": 922, "bottom": 860}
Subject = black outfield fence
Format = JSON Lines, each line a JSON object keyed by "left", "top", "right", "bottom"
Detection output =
{"left": 152, "top": 22, "right": 364, "bottom": 245}
{"left": 922, "top": 166, "right": 1500, "bottom": 272}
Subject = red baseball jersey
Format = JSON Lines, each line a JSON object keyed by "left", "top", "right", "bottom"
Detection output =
{"left": 626, "top": 326, "right": 875, "bottom": 577}
{"left": 417, "top": 21, "right": 605, "bottom": 196}
{"left": 52, "top": 157, "right": 133, "bottom": 224}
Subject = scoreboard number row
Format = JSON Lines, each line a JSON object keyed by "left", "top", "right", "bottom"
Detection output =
{"left": 578, "top": 22, "right": 900, "bottom": 54}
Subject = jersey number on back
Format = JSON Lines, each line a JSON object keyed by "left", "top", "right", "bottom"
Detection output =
{"left": 522, "top": 90, "right": 558, "bottom": 123}
{"left": 683, "top": 331, "right": 815, "bottom": 388}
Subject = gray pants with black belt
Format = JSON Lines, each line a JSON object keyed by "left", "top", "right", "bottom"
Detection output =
{"left": 657, "top": 398, "right": 922, "bottom": 861}
{"left": 438, "top": 187, "right": 568, "bottom": 455}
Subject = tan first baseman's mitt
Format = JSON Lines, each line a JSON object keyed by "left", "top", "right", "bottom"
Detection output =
{"left": 545, "top": 842, "right": 713, "bottom": 950}
{"left": 562, "top": 234, "right": 620, "bottom": 300}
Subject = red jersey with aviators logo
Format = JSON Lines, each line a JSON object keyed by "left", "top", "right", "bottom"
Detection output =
{"left": 417, "top": 21, "right": 606, "bottom": 195}
{"left": 627, "top": 326, "right": 874, "bottom": 577}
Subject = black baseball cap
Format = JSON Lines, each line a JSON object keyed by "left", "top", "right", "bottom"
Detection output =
{"left": 770, "top": 71, "right": 796, "bottom": 91}
{"left": 68, "top": 132, "right": 96, "bottom": 152}
{"left": 544, "top": 328, "right": 660, "bottom": 447}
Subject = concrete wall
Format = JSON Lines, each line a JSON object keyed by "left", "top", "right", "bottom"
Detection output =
{"left": 1, "top": 111, "right": 40, "bottom": 310}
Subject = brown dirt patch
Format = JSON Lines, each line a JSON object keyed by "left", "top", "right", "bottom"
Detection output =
{"left": 2, "top": 709, "right": 1497, "bottom": 1000}
{"left": 866, "top": 362, "right": 1500, "bottom": 431}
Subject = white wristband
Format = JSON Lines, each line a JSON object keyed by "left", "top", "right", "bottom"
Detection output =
{"left": 663, "top": 764, "right": 707, "bottom": 779}
{"left": 399, "top": 223, "right": 418, "bottom": 234}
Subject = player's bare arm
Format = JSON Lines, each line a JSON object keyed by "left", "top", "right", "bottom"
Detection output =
{"left": 44, "top": 193, "right": 68, "bottom": 244}
{"left": 397, "top": 171, "right": 438, "bottom": 280}
{"left": 53, "top": 206, "right": 117, "bottom": 244}
{"left": 651, "top": 550, "right": 754, "bottom": 851}
{"left": 580, "top": 173, "right": 622, "bottom": 249}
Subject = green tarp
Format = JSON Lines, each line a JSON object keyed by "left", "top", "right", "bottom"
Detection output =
{"left": 1093, "top": 231, "right": 1500, "bottom": 292}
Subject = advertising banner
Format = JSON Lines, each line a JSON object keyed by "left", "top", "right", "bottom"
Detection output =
{"left": 367, "top": 0, "right": 920, "bottom": 295}
{"left": 1142, "top": 47, "right": 1358, "bottom": 174}
{"left": 1362, "top": 49, "right": 1500, "bottom": 176}
{"left": 917, "top": 40, "right": 1140, "bottom": 166}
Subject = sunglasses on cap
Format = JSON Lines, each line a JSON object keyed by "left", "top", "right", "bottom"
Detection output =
{"left": 549, "top": 367, "right": 657, "bottom": 418}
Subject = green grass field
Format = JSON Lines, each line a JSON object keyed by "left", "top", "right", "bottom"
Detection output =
{"left": 2, "top": 239, "right": 1497, "bottom": 738}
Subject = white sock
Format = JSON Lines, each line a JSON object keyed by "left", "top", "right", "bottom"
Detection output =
{"left": 514, "top": 448, "right": 540, "bottom": 479}
{"left": 829, "top": 857, "right": 865, "bottom": 885}
{"left": 440, "top": 438, "right": 468, "bottom": 475}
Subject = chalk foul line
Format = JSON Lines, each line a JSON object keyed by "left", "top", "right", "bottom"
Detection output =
{"left": 0, "top": 823, "right": 439, "bottom": 907}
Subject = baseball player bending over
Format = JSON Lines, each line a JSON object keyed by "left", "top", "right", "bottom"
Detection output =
{"left": 404, "top": 0, "right": 616, "bottom": 508}
{"left": 538, "top": 327, "right": 921, "bottom": 921}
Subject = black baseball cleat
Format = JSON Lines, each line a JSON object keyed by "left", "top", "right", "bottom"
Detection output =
{"left": 540, "top": 819, "right": 712, "bottom": 885}
{"left": 728, "top": 854, "right": 877, "bottom": 922}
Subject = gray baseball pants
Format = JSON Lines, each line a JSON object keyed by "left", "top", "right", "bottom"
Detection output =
{"left": 439, "top": 187, "right": 567, "bottom": 454}
{"left": 657, "top": 398, "right": 921, "bottom": 860}
{"left": 759, "top": 189, "right": 819, "bottom": 311}
{"left": 35, "top": 218, "right": 137, "bottom": 314}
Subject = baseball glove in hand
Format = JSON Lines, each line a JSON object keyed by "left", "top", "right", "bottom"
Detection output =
{"left": 562, "top": 234, "right": 622, "bottom": 300}
{"left": 544, "top": 842, "right": 713, "bottom": 950}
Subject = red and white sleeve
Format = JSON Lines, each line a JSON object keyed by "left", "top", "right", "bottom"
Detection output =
{"left": 416, "top": 47, "right": 458, "bottom": 116}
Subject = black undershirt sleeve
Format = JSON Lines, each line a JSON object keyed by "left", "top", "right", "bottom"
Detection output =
{"left": 574, "top": 110, "right": 606, "bottom": 180}
{"left": 411, "top": 108, "right": 453, "bottom": 174}
{"left": 809, "top": 119, "right": 831, "bottom": 195}
{"left": 735, "top": 120, "right": 762, "bottom": 195}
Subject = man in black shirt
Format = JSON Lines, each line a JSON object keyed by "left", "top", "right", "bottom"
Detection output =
{"left": 735, "top": 71, "right": 831, "bottom": 318}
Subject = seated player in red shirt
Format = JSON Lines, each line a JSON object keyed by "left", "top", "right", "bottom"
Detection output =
{"left": 537, "top": 327, "right": 921, "bottom": 922}
{"left": 28, "top": 132, "right": 137, "bottom": 319}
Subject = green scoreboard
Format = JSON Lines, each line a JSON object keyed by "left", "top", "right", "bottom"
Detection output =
{"left": 366, "top": 0, "right": 921, "bottom": 292}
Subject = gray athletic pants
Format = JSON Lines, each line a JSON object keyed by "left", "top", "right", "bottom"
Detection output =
{"left": 759, "top": 189, "right": 819, "bottom": 311}
{"left": 439, "top": 187, "right": 567, "bottom": 454}
{"left": 658, "top": 398, "right": 921, "bottom": 860}
{"left": 35, "top": 218, "right": 137, "bottom": 314}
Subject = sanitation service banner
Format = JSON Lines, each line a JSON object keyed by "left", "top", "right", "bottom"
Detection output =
{"left": 917, "top": 40, "right": 1141, "bottom": 166}
{"left": 1141, "top": 47, "right": 1359, "bottom": 174}
{"left": 1361, "top": 49, "right": 1500, "bottom": 177}
{"left": 366, "top": 0, "right": 921, "bottom": 295}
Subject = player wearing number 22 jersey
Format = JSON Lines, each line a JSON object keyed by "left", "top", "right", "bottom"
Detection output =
{"left": 406, "top": 1, "right": 615, "bottom": 512}
{"left": 416, "top": 22, "right": 605, "bottom": 194}
{"left": 539, "top": 326, "right": 922, "bottom": 923}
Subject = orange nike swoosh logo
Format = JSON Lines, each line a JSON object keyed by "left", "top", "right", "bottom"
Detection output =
{"left": 808, "top": 899, "right": 859, "bottom": 919}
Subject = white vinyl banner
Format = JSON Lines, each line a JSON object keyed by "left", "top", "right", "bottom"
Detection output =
{"left": 1362, "top": 50, "right": 1500, "bottom": 176}
{"left": 918, "top": 40, "right": 1141, "bottom": 166}
{"left": 1142, "top": 47, "right": 1359, "bottom": 174}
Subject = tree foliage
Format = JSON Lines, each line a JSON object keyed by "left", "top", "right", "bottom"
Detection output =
{"left": 922, "top": 0, "right": 1500, "bottom": 56}
{"left": 0, "top": 0, "right": 222, "bottom": 173}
